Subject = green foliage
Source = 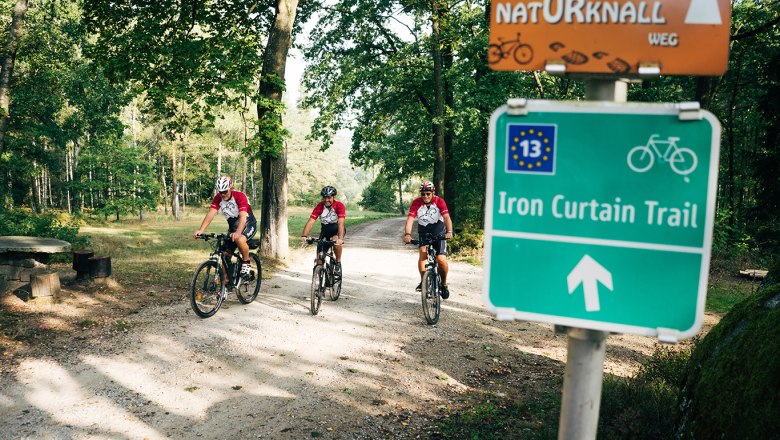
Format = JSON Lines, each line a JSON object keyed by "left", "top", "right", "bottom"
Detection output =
{"left": 599, "top": 345, "right": 690, "bottom": 440}
{"left": 448, "top": 225, "right": 483, "bottom": 258}
{"left": 251, "top": 95, "right": 289, "bottom": 159}
{"left": 302, "top": 0, "right": 592, "bottom": 229}
{"left": 438, "top": 389, "right": 559, "bottom": 439}
{"left": 678, "top": 276, "right": 780, "bottom": 439}
{"left": 358, "top": 176, "right": 397, "bottom": 213}
{"left": 0, "top": 209, "right": 88, "bottom": 247}
{"left": 286, "top": 106, "right": 372, "bottom": 205}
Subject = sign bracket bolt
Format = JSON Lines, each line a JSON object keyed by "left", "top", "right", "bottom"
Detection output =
{"left": 506, "top": 98, "right": 529, "bottom": 116}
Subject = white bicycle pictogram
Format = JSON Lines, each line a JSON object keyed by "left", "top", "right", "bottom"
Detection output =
{"left": 627, "top": 134, "right": 698, "bottom": 179}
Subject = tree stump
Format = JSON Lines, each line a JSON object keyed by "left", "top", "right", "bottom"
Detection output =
{"left": 88, "top": 256, "right": 112, "bottom": 278}
{"left": 31, "top": 272, "right": 60, "bottom": 298}
{"left": 73, "top": 250, "right": 94, "bottom": 279}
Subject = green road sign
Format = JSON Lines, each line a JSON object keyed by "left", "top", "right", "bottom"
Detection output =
{"left": 483, "top": 100, "right": 720, "bottom": 341}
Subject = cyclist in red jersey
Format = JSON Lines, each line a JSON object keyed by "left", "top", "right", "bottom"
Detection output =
{"left": 403, "top": 181, "right": 454, "bottom": 299}
{"left": 193, "top": 175, "right": 257, "bottom": 277}
{"left": 301, "top": 185, "right": 346, "bottom": 279}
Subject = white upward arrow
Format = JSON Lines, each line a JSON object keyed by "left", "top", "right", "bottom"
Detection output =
{"left": 567, "top": 255, "right": 614, "bottom": 312}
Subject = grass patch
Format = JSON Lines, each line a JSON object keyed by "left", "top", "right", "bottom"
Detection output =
{"left": 437, "top": 345, "right": 692, "bottom": 440}
{"left": 287, "top": 206, "right": 397, "bottom": 248}
{"left": 439, "top": 390, "right": 559, "bottom": 439}
{"left": 706, "top": 278, "right": 757, "bottom": 314}
{"left": 77, "top": 208, "right": 397, "bottom": 291}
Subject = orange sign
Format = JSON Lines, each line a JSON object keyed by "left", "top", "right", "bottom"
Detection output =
{"left": 489, "top": 0, "right": 731, "bottom": 75}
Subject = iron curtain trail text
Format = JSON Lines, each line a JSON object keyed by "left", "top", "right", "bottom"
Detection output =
{"left": 497, "top": 192, "right": 699, "bottom": 228}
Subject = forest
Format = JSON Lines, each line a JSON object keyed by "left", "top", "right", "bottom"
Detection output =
{"left": 0, "top": 0, "right": 778, "bottom": 261}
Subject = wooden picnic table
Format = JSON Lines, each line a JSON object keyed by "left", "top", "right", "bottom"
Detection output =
{"left": 0, "top": 235, "right": 71, "bottom": 261}
{"left": 0, "top": 236, "right": 71, "bottom": 282}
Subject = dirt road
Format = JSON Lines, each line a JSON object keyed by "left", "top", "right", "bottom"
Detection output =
{"left": 0, "top": 217, "right": 667, "bottom": 439}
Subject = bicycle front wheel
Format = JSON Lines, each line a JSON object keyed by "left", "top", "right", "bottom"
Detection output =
{"left": 330, "top": 264, "right": 341, "bottom": 301}
{"left": 421, "top": 270, "right": 441, "bottom": 325}
{"left": 191, "top": 260, "right": 225, "bottom": 318}
{"left": 236, "top": 253, "right": 262, "bottom": 304}
{"left": 311, "top": 265, "right": 324, "bottom": 315}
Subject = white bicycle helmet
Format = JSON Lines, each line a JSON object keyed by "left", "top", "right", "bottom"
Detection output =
{"left": 320, "top": 185, "right": 337, "bottom": 197}
{"left": 419, "top": 181, "right": 435, "bottom": 193}
{"left": 216, "top": 176, "right": 233, "bottom": 192}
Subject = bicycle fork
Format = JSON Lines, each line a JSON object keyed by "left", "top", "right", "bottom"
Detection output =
{"left": 426, "top": 259, "right": 439, "bottom": 296}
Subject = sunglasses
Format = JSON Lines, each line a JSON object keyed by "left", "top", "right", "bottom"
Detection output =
{"left": 421, "top": 192, "right": 433, "bottom": 196}
{"left": 219, "top": 190, "right": 229, "bottom": 195}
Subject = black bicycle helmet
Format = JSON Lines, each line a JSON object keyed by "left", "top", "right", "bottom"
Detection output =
{"left": 320, "top": 185, "right": 337, "bottom": 197}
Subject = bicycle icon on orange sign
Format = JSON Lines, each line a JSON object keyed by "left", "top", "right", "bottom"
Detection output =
{"left": 627, "top": 134, "right": 698, "bottom": 182}
{"left": 488, "top": 33, "right": 534, "bottom": 65}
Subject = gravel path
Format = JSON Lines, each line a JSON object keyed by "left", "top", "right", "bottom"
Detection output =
{"left": 0, "top": 216, "right": 680, "bottom": 439}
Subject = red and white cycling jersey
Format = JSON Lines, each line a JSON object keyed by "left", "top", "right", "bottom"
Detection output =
{"left": 408, "top": 196, "right": 449, "bottom": 227}
{"left": 309, "top": 201, "right": 346, "bottom": 225}
{"left": 210, "top": 190, "right": 256, "bottom": 228}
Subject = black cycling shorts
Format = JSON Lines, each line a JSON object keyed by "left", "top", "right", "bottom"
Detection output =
{"left": 318, "top": 223, "right": 345, "bottom": 254}
{"left": 224, "top": 222, "right": 257, "bottom": 255}
{"left": 417, "top": 222, "right": 447, "bottom": 256}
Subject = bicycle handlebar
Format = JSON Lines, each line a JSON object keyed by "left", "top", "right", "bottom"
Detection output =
{"left": 195, "top": 233, "right": 230, "bottom": 241}
{"left": 305, "top": 237, "right": 338, "bottom": 245}
{"left": 409, "top": 233, "right": 448, "bottom": 246}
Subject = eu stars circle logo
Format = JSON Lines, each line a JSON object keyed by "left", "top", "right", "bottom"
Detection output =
{"left": 506, "top": 124, "right": 557, "bottom": 174}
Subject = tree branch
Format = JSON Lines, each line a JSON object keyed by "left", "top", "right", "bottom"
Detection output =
{"left": 732, "top": 15, "right": 780, "bottom": 41}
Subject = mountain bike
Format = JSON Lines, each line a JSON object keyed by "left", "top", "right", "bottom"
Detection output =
{"left": 191, "top": 233, "right": 262, "bottom": 318}
{"left": 409, "top": 233, "right": 447, "bottom": 325}
{"left": 627, "top": 134, "right": 698, "bottom": 177}
{"left": 305, "top": 237, "right": 342, "bottom": 315}
{"left": 488, "top": 33, "right": 534, "bottom": 65}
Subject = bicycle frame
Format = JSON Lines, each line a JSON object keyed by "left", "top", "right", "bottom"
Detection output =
{"left": 646, "top": 135, "right": 681, "bottom": 160}
{"left": 201, "top": 234, "right": 244, "bottom": 289}
{"left": 306, "top": 237, "right": 340, "bottom": 314}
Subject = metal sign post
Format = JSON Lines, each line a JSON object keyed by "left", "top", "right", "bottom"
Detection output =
{"left": 557, "top": 79, "right": 624, "bottom": 440}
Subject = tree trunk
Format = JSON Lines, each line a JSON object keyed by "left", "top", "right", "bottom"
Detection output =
{"left": 725, "top": 51, "right": 744, "bottom": 231}
{"left": 257, "top": 0, "right": 299, "bottom": 260}
{"left": 398, "top": 178, "right": 404, "bottom": 215}
{"left": 182, "top": 149, "right": 187, "bottom": 212}
{"left": 443, "top": 35, "right": 455, "bottom": 216}
{"left": 217, "top": 137, "right": 223, "bottom": 176}
{"left": 0, "top": 0, "right": 29, "bottom": 154}
{"left": 476, "top": 1, "right": 492, "bottom": 228}
{"left": 251, "top": 159, "right": 257, "bottom": 203}
{"left": 160, "top": 155, "right": 168, "bottom": 215}
{"left": 171, "top": 142, "right": 179, "bottom": 220}
{"left": 431, "top": 0, "right": 446, "bottom": 194}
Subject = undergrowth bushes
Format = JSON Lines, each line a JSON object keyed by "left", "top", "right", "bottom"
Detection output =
{"left": 599, "top": 345, "right": 691, "bottom": 439}
{"left": 0, "top": 209, "right": 89, "bottom": 249}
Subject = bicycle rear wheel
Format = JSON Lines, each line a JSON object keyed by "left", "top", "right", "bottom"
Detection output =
{"left": 421, "top": 270, "right": 441, "bottom": 325}
{"left": 311, "top": 265, "right": 324, "bottom": 315}
{"left": 236, "top": 253, "right": 262, "bottom": 304}
{"left": 191, "top": 260, "right": 225, "bottom": 318}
